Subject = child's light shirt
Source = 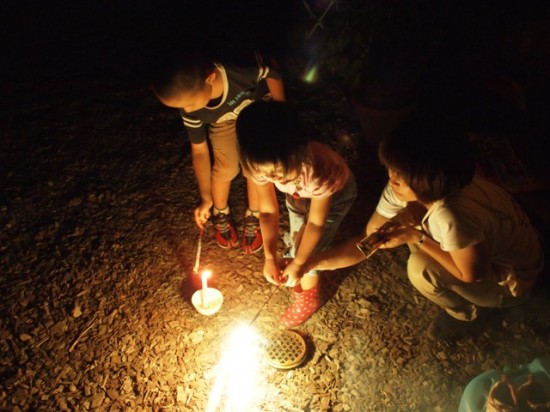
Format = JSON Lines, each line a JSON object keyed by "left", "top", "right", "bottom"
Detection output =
{"left": 376, "top": 176, "right": 543, "bottom": 295}
{"left": 251, "top": 142, "right": 351, "bottom": 199}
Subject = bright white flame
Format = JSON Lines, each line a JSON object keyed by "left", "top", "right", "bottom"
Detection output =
{"left": 206, "top": 324, "right": 266, "bottom": 412}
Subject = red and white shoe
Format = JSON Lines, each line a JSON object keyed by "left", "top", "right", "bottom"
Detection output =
{"left": 211, "top": 213, "right": 239, "bottom": 249}
{"left": 241, "top": 215, "right": 263, "bottom": 254}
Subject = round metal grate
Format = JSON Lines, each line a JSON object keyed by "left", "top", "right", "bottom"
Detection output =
{"left": 264, "top": 330, "right": 307, "bottom": 369}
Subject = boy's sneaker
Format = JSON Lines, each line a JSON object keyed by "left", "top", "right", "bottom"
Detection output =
{"left": 241, "top": 215, "right": 263, "bottom": 254}
{"left": 212, "top": 213, "right": 239, "bottom": 249}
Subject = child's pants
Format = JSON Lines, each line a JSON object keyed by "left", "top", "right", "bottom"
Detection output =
{"left": 209, "top": 121, "right": 240, "bottom": 182}
{"left": 285, "top": 174, "right": 357, "bottom": 276}
{"left": 407, "top": 250, "right": 530, "bottom": 321}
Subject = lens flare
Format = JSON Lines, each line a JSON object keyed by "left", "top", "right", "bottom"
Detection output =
{"left": 301, "top": 61, "right": 319, "bottom": 84}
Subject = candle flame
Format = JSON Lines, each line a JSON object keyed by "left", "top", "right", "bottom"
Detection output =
{"left": 201, "top": 270, "right": 211, "bottom": 308}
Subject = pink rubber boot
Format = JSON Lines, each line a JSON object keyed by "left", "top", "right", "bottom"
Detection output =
{"left": 280, "top": 284, "right": 321, "bottom": 328}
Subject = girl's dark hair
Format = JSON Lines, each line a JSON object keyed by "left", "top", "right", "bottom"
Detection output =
{"left": 236, "top": 101, "right": 310, "bottom": 176}
{"left": 378, "top": 115, "right": 475, "bottom": 203}
{"left": 149, "top": 47, "right": 215, "bottom": 99}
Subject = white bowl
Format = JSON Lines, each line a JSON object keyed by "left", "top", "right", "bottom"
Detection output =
{"left": 191, "top": 288, "right": 223, "bottom": 316}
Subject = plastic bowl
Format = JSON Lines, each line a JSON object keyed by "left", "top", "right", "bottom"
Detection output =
{"left": 191, "top": 288, "right": 223, "bottom": 316}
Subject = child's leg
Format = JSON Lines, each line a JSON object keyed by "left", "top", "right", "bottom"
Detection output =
{"left": 285, "top": 176, "right": 356, "bottom": 283}
{"left": 241, "top": 177, "right": 263, "bottom": 254}
{"left": 311, "top": 175, "right": 357, "bottom": 253}
{"left": 245, "top": 177, "right": 259, "bottom": 213}
{"left": 408, "top": 252, "right": 478, "bottom": 321}
{"left": 284, "top": 194, "right": 308, "bottom": 257}
{"left": 407, "top": 251, "right": 524, "bottom": 321}
{"left": 300, "top": 273, "right": 319, "bottom": 289}
{"left": 281, "top": 178, "right": 357, "bottom": 327}
{"left": 281, "top": 196, "right": 320, "bottom": 327}
{"left": 209, "top": 121, "right": 240, "bottom": 209}
{"left": 280, "top": 274, "right": 321, "bottom": 328}
{"left": 289, "top": 175, "right": 357, "bottom": 255}
{"left": 211, "top": 180, "right": 231, "bottom": 212}
{"left": 209, "top": 122, "right": 240, "bottom": 248}
{"left": 209, "top": 121, "right": 263, "bottom": 253}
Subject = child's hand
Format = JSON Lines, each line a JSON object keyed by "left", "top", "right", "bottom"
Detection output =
{"left": 379, "top": 227, "right": 420, "bottom": 249}
{"left": 395, "top": 206, "right": 426, "bottom": 228}
{"left": 395, "top": 208, "right": 417, "bottom": 227}
{"left": 194, "top": 201, "right": 212, "bottom": 228}
{"left": 263, "top": 258, "right": 282, "bottom": 285}
{"left": 281, "top": 260, "right": 303, "bottom": 287}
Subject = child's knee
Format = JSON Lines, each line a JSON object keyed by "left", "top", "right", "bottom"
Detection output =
{"left": 211, "top": 164, "right": 240, "bottom": 181}
{"left": 407, "top": 252, "right": 434, "bottom": 290}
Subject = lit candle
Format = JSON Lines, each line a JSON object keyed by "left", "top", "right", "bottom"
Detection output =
{"left": 201, "top": 270, "right": 211, "bottom": 308}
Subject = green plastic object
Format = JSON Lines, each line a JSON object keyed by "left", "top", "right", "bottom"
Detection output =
{"left": 458, "top": 355, "right": 550, "bottom": 412}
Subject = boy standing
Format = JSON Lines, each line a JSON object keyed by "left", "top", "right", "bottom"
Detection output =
{"left": 151, "top": 49, "right": 285, "bottom": 253}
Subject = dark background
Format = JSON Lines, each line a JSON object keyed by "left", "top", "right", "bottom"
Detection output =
{"left": 3, "top": 0, "right": 550, "bottom": 116}
{"left": 3, "top": 0, "right": 550, "bottom": 230}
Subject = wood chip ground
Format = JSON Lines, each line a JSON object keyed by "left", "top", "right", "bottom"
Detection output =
{"left": 2, "top": 17, "right": 550, "bottom": 412}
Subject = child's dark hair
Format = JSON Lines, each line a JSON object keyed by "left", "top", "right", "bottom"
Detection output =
{"left": 149, "top": 47, "right": 216, "bottom": 99}
{"left": 378, "top": 115, "right": 475, "bottom": 203}
{"left": 236, "top": 101, "right": 310, "bottom": 176}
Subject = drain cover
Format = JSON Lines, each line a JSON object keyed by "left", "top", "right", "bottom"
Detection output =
{"left": 264, "top": 330, "right": 307, "bottom": 369}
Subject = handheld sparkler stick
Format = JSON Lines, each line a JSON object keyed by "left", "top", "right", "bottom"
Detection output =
{"left": 193, "top": 228, "right": 204, "bottom": 273}
{"left": 249, "top": 286, "right": 280, "bottom": 325}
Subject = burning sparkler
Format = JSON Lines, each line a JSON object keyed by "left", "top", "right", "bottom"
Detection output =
{"left": 193, "top": 228, "right": 203, "bottom": 273}
{"left": 206, "top": 324, "right": 267, "bottom": 412}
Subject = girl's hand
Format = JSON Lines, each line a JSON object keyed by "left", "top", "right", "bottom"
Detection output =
{"left": 379, "top": 227, "right": 422, "bottom": 249}
{"left": 194, "top": 201, "right": 213, "bottom": 228}
{"left": 263, "top": 258, "right": 282, "bottom": 285}
{"left": 281, "top": 260, "right": 303, "bottom": 287}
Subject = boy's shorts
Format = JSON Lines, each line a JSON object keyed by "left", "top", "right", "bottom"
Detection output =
{"left": 208, "top": 121, "right": 240, "bottom": 182}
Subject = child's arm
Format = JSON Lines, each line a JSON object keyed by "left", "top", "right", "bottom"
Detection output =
{"left": 417, "top": 236, "right": 490, "bottom": 283}
{"left": 283, "top": 197, "right": 331, "bottom": 283}
{"left": 380, "top": 226, "right": 491, "bottom": 283}
{"left": 191, "top": 141, "right": 213, "bottom": 228}
{"left": 450, "top": 242, "right": 491, "bottom": 282}
{"left": 366, "top": 211, "right": 391, "bottom": 237}
{"left": 266, "top": 77, "right": 285, "bottom": 102}
{"left": 259, "top": 51, "right": 285, "bottom": 102}
{"left": 303, "top": 234, "right": 365, "bottom": 272}
{"left": 257, "top": 183, "right": 282, "bottom": 282}
{"left": 302, "top": 211, "right": 389, "bottom": 272}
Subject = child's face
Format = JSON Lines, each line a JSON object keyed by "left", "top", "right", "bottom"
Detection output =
{"left": 157, "top": 83, "right": 212, "bottom": 113}
{"left": 388, "top": 169, "right": 417, "bottom": 202}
